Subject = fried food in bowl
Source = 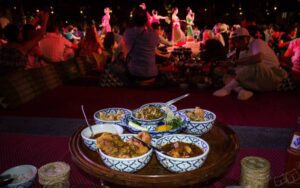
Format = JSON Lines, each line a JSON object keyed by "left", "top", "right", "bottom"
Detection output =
{"left": 96, "top": 132, "right": 153, "bottom": 173}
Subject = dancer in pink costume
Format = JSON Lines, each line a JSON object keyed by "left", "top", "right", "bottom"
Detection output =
{"left": 101, "top": 7, "right": 111, "bottom": 33}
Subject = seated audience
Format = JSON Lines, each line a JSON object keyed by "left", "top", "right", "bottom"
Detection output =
{"left": 92, "top": 32, "right": 117, "bottom": 71}
{"left": 65, "top": 25, "right": 81, "bottom": 42}
{"left": 200, "top": 30, "right": 215, "bottom": 47}
{"left": 213, "top": 28, "right": 288, "bottom": 100}
{"left": 268, "top": 24, "right": 282, "bottom": 55}
{"left": 103, "top": 32, "right": 117, "bottom": 63}
{"left": 0, "top": 11, "right": 48, "bottom": 71}
{"left": 241, "top": 13, "right": 265, "bottom": 40}
{"left": 278, "top": 25, "right": 298, "bottom": 55}
{"left": 200, "top": 39, "right": 227, "bottom": 62}
{"left": 213, "top": 23, "right": 226, "bottom": 47}
{"left": 79, "top": 22, "right": 102, "bottom": 57}
{"left": 247, "top": 25, "right": 264, "bottom": 40}
{"left": 284, "top": 38, "right": 300, "bottom": 75}
{"left": 152, "top": 22, "right": 173, "bottom": 46}
{"left": 39, "top": 19, "right": 78, "bottom": 63}
{"left": 22, "top": 24, "right": 45, "bottom": 69}
{"left": 112, "top": 26, "right": 126, "bottom": 63}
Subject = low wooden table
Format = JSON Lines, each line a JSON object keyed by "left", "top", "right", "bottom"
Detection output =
{"left": 69, "top": 123, "right": 239, "bottom": 188}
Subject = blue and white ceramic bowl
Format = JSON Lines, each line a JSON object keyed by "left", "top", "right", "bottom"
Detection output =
{"left": 178, "top": 109, "right": 216, "bottom": 135}
{"left": 98, "top": 134, "right": 153, "bottom": 173}
{"left": 132, "top": 105, "right": 166, "bottom": 126}
{"left": 155, "top": 134, "right": 209, "bottom": 173}
{"left": 93, "top": 108, "right": 132, "bottom": 125}
{"left": 126, "top": 112, "right": 188, "bottom": 139}
{"left": 141, "top": 102, "right": 177, "bottom": 112}
{"left": 1, "top": 165, "right": 37, "bottom": 188}
{"left": 81, "top": 124, "right": 124, "bottom": 151}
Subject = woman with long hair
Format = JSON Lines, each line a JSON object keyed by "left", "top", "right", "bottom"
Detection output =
{"left": 79, "top": 23, "right": 102, "bottom": 57}
{"left": 172, "top": 7, "right": 185, "bottom": 44}
{"left": 101, "top": 7, "right": 112, "bottom": 33}
{"left": 151, "top": 9, "right": 168, "bottom": 24}
{"left": 186, "top": 7, "right": 195, "bottom": 41}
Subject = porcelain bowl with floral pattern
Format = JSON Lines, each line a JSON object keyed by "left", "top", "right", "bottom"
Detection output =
{"left": 93, "top": 108, "right": 132, "bottom": 125}
{"left": 154, "top": 134, "right": 209, "bottom": 173}
{"left": 178, "top": 109, "right": 216, "bottom": 135}
{"left": 81, "top": 124, "right": 124, "bottom": 151}
{"left": 131, "top": 105, "right": 167, "bottom": 126}
{"left": 141, "top": 102, "right": 177, "bottom": 112}
{"left": 98, "top": 134, "right": 153, "bottom": 173}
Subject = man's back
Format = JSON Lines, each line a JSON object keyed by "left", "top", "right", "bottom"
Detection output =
{"left": 39, "top": 32, "right": 72, "bottom": 62}
{"left": 124, "top": 27, "right": 159, "bottom": 77}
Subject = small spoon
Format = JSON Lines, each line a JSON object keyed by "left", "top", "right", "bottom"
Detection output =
{"left": 81, "top": 105, "right": 95, "bottom": 138}
{"left": 165, "top": 93, "right": 189, "bottom": 106}
{"left": 132, "top": 136, "right": 166, "bottom": 154}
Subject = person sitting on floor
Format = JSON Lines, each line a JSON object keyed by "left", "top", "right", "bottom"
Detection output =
{"left": 152, "top": 22, "right": 173, "bottom": 47}
{"left": 22, "top": 24, "right": 47, "bottom": 69}
{"left": 123, "top": 7, "right": 159, "bottom": 83}
{"left": 213, "top": 28, "right": 289, "bottom": 100}
{"left": 79, "top": 21, "right": 102, "bottom": 57}
{"left": 39, "top": 19, "right": 78, "bottom": 63}
{"left": 284, "top": 38, "right": 300, "bottom": 78}
{"left": 200, "top": 39, "right": 227, "bottom": 62}
{"left": 200, "top": 29, "right": 215, "bottom": 50}
{"left": 0, "top": 11, "right": 48, "bottom": 73}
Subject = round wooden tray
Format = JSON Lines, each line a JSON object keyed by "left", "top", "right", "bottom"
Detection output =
{"left": 69, "top": 122, "right": 239, "bottom": 188}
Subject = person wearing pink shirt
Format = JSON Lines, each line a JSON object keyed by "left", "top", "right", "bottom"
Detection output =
{"left": 284, "top": 38, "right": 300, "bottom": 75}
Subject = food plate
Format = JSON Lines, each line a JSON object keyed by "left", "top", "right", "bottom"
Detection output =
{"left": 0, "top": 165, "right": 37, "bottom": 188}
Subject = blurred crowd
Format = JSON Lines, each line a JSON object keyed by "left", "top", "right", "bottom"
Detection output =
{"left": 0, "top": 3, "right": 299, "bottom": 100}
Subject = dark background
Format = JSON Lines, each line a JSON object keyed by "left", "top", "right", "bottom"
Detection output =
{"left": 1, "top": 0, "right": 299, "bottom": 28}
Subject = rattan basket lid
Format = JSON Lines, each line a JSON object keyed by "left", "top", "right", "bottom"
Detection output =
{"left": 38, "top": 161, "right": 70, "bottom": 186}
{"left": 241, "top": 156, "right": 270, "bottom": 173}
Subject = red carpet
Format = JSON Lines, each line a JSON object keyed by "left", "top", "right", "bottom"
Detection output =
{"left": 0, "top": 133, "right": 286, "bottom": 187}
{"left": 1, "top": 85, "right": 300, "bottom": 128}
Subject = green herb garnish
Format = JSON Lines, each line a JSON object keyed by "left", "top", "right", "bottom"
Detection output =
{"left": 166, "top": 117, "right": 182, "bottom": 129}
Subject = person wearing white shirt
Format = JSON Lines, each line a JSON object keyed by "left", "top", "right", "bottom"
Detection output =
{"left": 213, "top": 28, "right": 288, "bottom": 100}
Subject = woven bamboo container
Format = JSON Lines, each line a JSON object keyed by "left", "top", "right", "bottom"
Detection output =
{"left": 38, "top": 161, "right": 70, "bottom": 188}
{"left": 240, "top": 156, "right": 271, "bottom": 188}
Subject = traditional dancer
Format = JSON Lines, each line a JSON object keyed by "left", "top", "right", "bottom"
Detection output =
{"left": 172, "top": 7, "right": 185, "bottom": 44}
{"left": 101, "top": 7, "right": 111, "bottom": 33}
{"left": 186, "top": 7, "right": 195, "bottom": 41}
{"left": 151, "top": 9, "right": 168, "bottom": 24}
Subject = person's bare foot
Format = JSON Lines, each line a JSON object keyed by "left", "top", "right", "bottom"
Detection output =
{"left": 213, "top": 88, "right": 231, "bottom": 97}
{"left": 237, "top": 89, "right": 253, "bottom": 100}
